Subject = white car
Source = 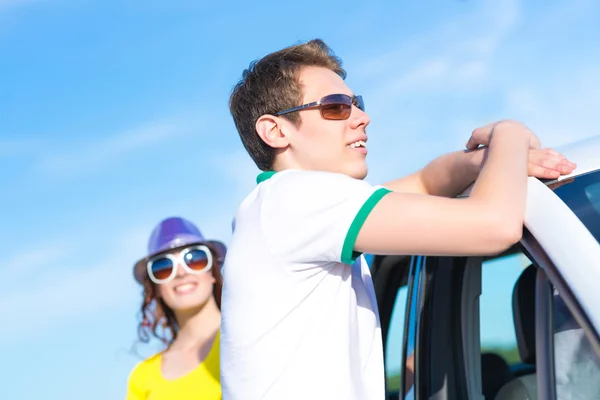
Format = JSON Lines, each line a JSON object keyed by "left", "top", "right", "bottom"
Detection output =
{"left": 371, "top": 135, "right": 600, "bottom": 400}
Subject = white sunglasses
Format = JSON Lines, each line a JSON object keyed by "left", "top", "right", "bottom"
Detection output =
{"left": 146, "top": 244, "right": 213, "bottom": 284}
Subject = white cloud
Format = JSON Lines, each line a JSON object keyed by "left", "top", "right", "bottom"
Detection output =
{"left": 4, "top": 242, "right": 71, "bottom": 274}
{"left": 524, "top": 0, "right": 597, "bottom": 36}
{"left": 357, "top": 0, "right": 596, "bottom": 106}
{"left": 36, "top": 120, "right": 183, "bottom": 178}
{"left": 503, "top": 67, "right": 600, "bottom": 147}
{"left": 356, "top": 0, "right": 520, "bottom": 103}
{"left": 344, "top": 1, "right": 525, "bottom": 184}
{"left": 0, "top": 227, "right": 146, "bottom": 341}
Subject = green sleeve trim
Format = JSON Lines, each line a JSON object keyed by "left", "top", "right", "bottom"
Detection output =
{"left": 341, "top": 187, "right": 392, "bottom": 264}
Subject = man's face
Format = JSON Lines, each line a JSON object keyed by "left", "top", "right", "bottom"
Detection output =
{"left": 283, "top": 66, "right": 370, "bottom": 179}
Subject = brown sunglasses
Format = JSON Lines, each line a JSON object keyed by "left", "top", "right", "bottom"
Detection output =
{"left": 275, "top": 94, "right": 365, "bottom": 120}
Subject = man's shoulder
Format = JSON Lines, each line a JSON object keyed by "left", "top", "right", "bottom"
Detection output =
{"left": 233, "top": 169, "right": 378, "bottom": 226}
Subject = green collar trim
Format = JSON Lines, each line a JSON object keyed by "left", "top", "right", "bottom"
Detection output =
{"left": 256, "top": 171, "right": 277, "bottom": 184}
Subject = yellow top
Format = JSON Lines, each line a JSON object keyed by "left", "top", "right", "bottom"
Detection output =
{"left": 126, "top": 331, "right": 221, "bottom": 400}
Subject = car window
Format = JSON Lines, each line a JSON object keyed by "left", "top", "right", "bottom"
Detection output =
{"left": 480, "top": 252, "right": 532, "bottom": 366}
{"left": 585, "top": 181, "right": 600, "bottom": 215}
{"left": 552, "top": 288, "right": 600, "bottom": 399}
{"left": 480, "top": 251, "right": 538, "bottom": 400}
{"left": 385, "top": 285, "right": 409, "bottom": 393}
{"left": 551, "top": 170, "right": 600, "bottom": 243}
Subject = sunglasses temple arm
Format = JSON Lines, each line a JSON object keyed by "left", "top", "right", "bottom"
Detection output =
{"left": 275, "top": 101, "right": 321, "bottom": 116}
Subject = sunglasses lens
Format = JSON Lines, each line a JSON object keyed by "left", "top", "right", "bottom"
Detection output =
{"left": 320, "top": 94, "right": 353, "bottom": 120}
{"left": 354, "top": 95, "right": 365, "bottom": 111}
{"left": 184, "top": 248, "right": 210, "bottom": 272}
{"left": 150, "top": 258, "right": 174, "bottom": 281}
{"left": 321, "top": 103, "right": 351, "bottom": 120}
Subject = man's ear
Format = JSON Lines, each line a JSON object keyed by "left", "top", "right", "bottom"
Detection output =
{"left": 256, "top": 115, "right": 289, "bottom": 149}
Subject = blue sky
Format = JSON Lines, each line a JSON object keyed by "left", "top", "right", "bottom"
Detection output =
{"left": 1, "top": 0, "right": 599, "bottom": 398}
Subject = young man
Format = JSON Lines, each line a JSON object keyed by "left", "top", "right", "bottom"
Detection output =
{"left": 220, "top": 39, "right": 576, "bottom": 400}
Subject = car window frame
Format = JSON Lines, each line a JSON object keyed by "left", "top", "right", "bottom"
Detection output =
{"left": 409, "top": 255, "right": 471, "bottom": 399}
{"left": 535, "top": 266, "right": 557, "bottom": 400}
{"left": 401, "top": 255, "right": 425, "bottom": 399}
{"left": 462, "top": 246, "right": 534, "bottom": 400}
{"left": 369, "top": 254, "right": 413, "bottom": 398}
{"left": 521, "top": 227, "right": 600, "bottom": 400}
{"left": 521, "top": 228, "right": 600, "bottom": 356}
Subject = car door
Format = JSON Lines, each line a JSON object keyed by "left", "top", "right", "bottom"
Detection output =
{"left": 374, "top": 252, "right": 471, "bottom": 400}
{"left": 370, "top": 253, "right": 413, "bottom": 400}
{"left": 387, "top": 246, "right": 600, "bottom": 400}
{"left": 377, "top": 228, "right": 600, "bottom": 398}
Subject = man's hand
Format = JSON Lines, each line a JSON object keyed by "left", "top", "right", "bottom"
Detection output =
{"left": 470, "top": 144, "right": 576, "bottom": 180}
{"left": 383, "top": 119, "right": 576, "bottom": 197}
{"left": 528, "top": 147, "right": 577, "bottom": 179}
{"left": 466, "top": 119, "right": 542, "bottom": 150}
{"left": 466, "top": 120, "right": 576, "bottom": 179}
{"left": 470, "top": 146, "right": 576, "bottom": 180}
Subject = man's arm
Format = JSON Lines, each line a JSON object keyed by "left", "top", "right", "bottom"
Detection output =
{"left": 384, "top": 146, "right": 576, "bottom": 197}
{"left": 355, "top": 121, "right": 537, "bottom": 256}
{"left": 383, "top": 149, "right": 481, "bottom": 197}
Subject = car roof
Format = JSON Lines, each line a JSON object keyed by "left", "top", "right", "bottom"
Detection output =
{"left": 459, "top": 134, "right": 600, "bottom": 197}
{"left": 552, "top": 134, "right": 600, "bottom": 181}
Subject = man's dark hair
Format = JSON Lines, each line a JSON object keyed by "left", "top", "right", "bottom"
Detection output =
{"left": 229, "top": 39, "right": 346, "bottom": 171}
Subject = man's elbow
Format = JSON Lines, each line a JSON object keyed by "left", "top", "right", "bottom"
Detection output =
{"left": 484, "top": 214, "right": 524, "bottom": 254}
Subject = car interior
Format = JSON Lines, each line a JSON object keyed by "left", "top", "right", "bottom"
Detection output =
{"left": 491, "top": 263, "right": 538, "bottom": 400}
{"left": 371, "top": 251, "right": 542, "bottom": 400}
{"left": 372, "top": 243, "right": 600, "bottom": 400}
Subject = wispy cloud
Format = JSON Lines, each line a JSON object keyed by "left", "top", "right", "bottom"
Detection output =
{"left": 356, "top": 0, "right": 520, "bottom": 101}
{"left": 355, "top": 0, "right": 595, "bottom": 107}
{"left": 0, "top": 227, "right": 147, "bottom": 341}
{"left": 36, "top": 120, "right": 183, "bottom": 178}
{"left": 504, "top": 67, "right": 600, "bottom": 147}
{"left": 4, "top": 241, "right": 71, "bottom": 274}
{"left": 344, "top": 0, "right": 525, "bottom": 183}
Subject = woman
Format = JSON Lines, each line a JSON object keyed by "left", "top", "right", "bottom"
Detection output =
{"left": 126, "top": 216, "right": 226, "bottom": 400}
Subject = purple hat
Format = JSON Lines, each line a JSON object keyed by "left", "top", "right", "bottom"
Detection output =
{"left": 133, "top": 217, "right": 227, "bottom": 284}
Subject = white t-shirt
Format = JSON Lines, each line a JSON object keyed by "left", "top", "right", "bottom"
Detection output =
{"left": 220, "top": 169, "right": 391, "bottom": 400}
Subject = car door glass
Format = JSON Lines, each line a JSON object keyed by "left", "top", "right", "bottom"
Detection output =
{"left": 385, "top": 285, "right": 409, "bottom": 394}
{"left": 585, "top": 181, "right": 600, "bottom": 215}
{"left": 480, "top": 252, "right": 531, "bottom": 364}
{"left": 552, "top": 289, "right": 600, "bottom": 399}
{"left": 551, "top": 170, "right": 600, "bottom": 242}
{"left": 479, "top": 251, "right": 534, "bottom": 400}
